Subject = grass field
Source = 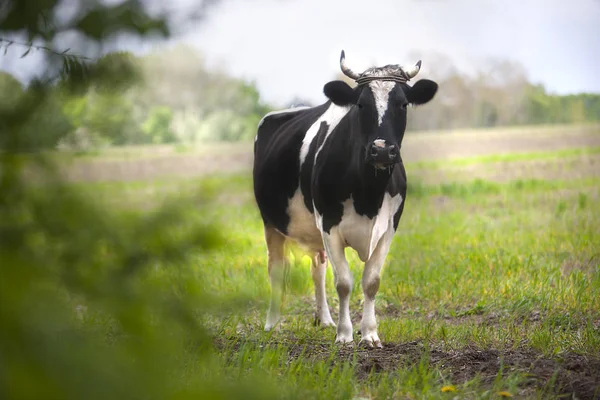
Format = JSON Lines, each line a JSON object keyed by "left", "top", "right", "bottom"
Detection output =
{"left": 65, "top": 124, "right": 600, "bottom": 399}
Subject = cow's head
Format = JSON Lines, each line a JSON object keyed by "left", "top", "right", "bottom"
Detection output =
{"left": 323, "top": 50, "right": 438, "bottom": 169}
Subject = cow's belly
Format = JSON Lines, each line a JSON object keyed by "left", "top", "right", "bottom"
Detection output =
{"left": 337, "top": 193, "right": 403, "bottom": 262}
{"left": 285, "top": 189, "right": 324, "bottom": 251}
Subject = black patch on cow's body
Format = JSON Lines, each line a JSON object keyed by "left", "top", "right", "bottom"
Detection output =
{"left": 299, "top": 121, "right": 328, "bottom": 213}
{"left": 393, "top": 162, "right": 407, "bottom": 230}
{"left": 253, "top": 104, "right": 329, "bottom": 235}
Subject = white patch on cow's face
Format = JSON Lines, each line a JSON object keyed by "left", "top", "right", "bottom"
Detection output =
{"left": 368, "top": 81, "right": 396, "bottom": 127}
{"left": 300, "top": 103, "right": 351, "bottom": 166}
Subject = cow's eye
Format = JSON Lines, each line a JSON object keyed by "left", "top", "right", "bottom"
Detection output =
{"left": 400, "top": 103, "right": 408, "bottom": 110}
{"left": 357, "top": 103, "right": 364, "bottom": 109}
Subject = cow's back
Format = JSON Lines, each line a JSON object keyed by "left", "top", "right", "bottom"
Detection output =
{"left": 253, "top": 104, "right": 329, "bottom": 240}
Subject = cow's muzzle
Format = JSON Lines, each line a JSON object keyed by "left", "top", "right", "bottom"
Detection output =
{"left": 366, "top": 141, "right": 399, "bottom": 169}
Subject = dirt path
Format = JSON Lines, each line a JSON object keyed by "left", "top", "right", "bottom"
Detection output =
{"left": 400, "top": 124, "right": 600, "bottom": 162}
{"left": 60, "top": 124, "right": 600, "bottom": 183}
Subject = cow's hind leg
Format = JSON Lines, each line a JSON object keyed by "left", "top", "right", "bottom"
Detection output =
{"left": 264, "top": 225, "right": 287, "bottom": 331}
{"left": 311, "top": 250, "right": 335, "bottom": 327}
{"left": 360, "top": 223, "right": 395, "bottom": 348}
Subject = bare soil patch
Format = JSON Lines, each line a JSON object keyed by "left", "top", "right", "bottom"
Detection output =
{"left": 217, "top": 338, "right": 600, "bottom": 399}
{"left": 424, "top": 345, "right": 600, "bottom": 399}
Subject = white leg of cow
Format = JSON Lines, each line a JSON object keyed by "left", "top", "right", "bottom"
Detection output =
{"left": 360, "top": 223, "right": 395, "bottom": 348}
{"left": 322, "top": 231, "right": 353, "bottom": 343}
{"left": 311, "top": 251, "right": 335, "bottom": 327}
{"left": 264, "top": 225, "right": 286, "bottom": 331}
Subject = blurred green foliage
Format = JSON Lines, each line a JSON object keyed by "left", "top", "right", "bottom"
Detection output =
{"left": 0, "top": 1, "right": 285, "bottom": 399}
{"left": 1, "top": 0, "right": 168, "bottom": 42}
{"left": 143, "top": 106, "right": 177, "bottom": 144}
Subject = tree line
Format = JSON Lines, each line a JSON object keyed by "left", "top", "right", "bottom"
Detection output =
{"left": 0, "top": 44, "right": 272, "bottom": 152}
{"left": 337, "top": 53, "right": 600, "bottom": 132}
{"left": 1, "top": 46, "right": 599, "bottom": 152}
{"left": 405, "top": 55, "right": 600, "bottom": 132}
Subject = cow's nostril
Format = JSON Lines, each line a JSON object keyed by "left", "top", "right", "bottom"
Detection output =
{"left": 388, "top": 146, "right": 397, "bottom": 156}
{"left": 370, "top": 147, "right": 379, "bottom": 157}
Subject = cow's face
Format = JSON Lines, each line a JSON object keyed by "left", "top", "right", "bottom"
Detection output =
{"left": 324, "top": 52, "right": 438, "bottom": 169}
{"left": 324, "top": 78, "right": 437, "bottom": 169}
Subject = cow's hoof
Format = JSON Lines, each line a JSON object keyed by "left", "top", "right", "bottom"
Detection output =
{"left": 264, "top": 321, "right": 280, "bottom": 332}
{"left": 334, "top": 335, "right": 354, "bottom": 346}
{"left": 313, "top": 317, "right": 337, "bottom": 328}
{"left": 321, "top": 320, "right": 337, "bottom": 328}
{"left": 359, "top": 338, "right": 383, "bottom": 349}
{"left": 359, "top": 332, "right": 383, "bottom": 349}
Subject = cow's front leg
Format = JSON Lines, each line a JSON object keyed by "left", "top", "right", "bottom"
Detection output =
{"left": 360, "top": 223, "right": 395, "bottom": 348}
{"left": 322, "top": 231, "right": 353, "bottom": 344}
{"left": 311, "top": 251, "right": 335, "bottom": 327}
{"left": 264, "top": 225, "right": 287, "bottom": 331}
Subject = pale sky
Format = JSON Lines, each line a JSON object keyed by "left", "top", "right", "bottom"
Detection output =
{"left": 1, "top": 0, "right": 599, "bottom": 106}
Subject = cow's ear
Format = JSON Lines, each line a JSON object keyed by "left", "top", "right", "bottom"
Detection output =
{"left": 324, "top": 80, "right": 358, "bottom": 106}
{"left": 406, "top": 79, "right": 438, "bottom": 105}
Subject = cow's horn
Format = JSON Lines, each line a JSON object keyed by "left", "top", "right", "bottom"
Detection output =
{"left": 404, "top": 60, "right": 422, "bottom": 79}
{"left": 339, "top": 50, "right": 360, "bottom": 80}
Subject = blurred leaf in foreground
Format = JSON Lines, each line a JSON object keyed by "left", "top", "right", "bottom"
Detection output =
{"left": 0, "top": 1, "right": 286, "bottom": 399}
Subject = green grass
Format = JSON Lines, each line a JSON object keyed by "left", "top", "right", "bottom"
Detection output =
{"left": 65, "top": 149, "right": 600, "bottom": 399}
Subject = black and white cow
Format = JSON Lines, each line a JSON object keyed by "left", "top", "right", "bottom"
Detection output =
{"left": 252, "top": 51, "right": 438, "bottom": 347}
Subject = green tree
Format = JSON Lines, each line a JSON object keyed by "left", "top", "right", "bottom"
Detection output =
{"left": 142, "top": 106, "right": 177, "bottom": 144}
{"left": 86, "top": 91, "right": 138, "bottom": 145}
{"left": 568, "top": 97, "right": 586, "bottom": 123}
{"left": 128, "top": 46, "right": 274, "bottom": 143}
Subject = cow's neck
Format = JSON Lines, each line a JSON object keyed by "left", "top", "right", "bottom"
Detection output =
{"left": 360, "top": 160, "right": 394, "bottom": 191}
{"left": 348, "top": 158, "right": 396, "bottom": 217}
